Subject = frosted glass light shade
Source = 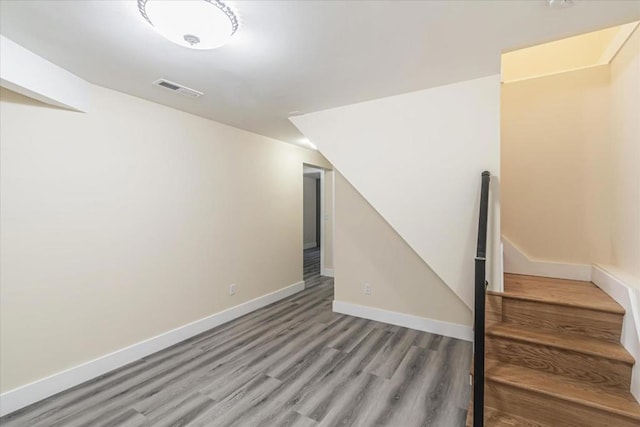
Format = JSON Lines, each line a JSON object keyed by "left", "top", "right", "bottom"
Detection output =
{"left": 138, "top": 0, "right": 238, "bottom": 50}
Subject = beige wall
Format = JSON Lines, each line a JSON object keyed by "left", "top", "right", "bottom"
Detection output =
{"left": 610, "top": 27, "right": 640, "bottom": 280}
{"left": 303, "top": 176, "right": 317, "bottom": 247}
{"left": 334, "top": 172, "right": 472, "bottom": 326}
{"left": 501, "top": 65, "right": 612, "bottom": 265}
{"left": 502, "top": 26, "right": 639, "bottom": 284}
{"left": 0, "top": 85, "right": 331, "bottom": 393}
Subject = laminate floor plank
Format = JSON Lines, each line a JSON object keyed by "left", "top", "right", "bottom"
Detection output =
{"left": 373, "top": 345, "right": 437, "bottom": 426}
{"left": 326, "top": 317, "right": 379, "bottom": 353}
{"left": 100, "top": 408, "right": 146, "bottom": 427}
{"left": 303, "top": 247, "right": 331, "bottom": 290}
{"left": 225, "top": 347, "right": 343, "bottom": 427}
{"left": 199, "top": 323, "right": 332, "bottom": 400}
{"left": 27, "top": 346, "right": 208, "bottom": 427}
{"left": 275, "top": 411, "right": 319, "bottom": 427}
{"left": 364, "top": 327, "right": 422, "bottom": 379}
{"left": 186, "top": 375, "right": 283, "bottom": 427}
{"left": 265, "top": 318, "right": 356, "bottom": 382}
{"left": 0, "top": 249, "right": 471, "bottom": 426}
{"left": 45, "top": 349, "right": 214, "bottom": 427}
{"left": 331, "top": 372, "right": 392, "bottom": 427}
{"left": 142, "top": 392, "right": 215, "bottom": 427}
{"left": 315, "top": 371, "right": 385, "bottom": 427}
{"left": 188, "top": 281, "right": 331, "bottom": 351}
{"left": 196, "top": 292, "right": 332, "bottom": 353}
{"left": 295, "top": 329, "right": 394, "bottom": 421}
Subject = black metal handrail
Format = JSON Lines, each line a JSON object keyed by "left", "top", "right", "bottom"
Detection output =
{"left": 473, "top": 171, "right": 491, "bottom": 427}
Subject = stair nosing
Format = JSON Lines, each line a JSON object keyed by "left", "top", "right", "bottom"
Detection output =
{"left": 487, "top": 324, "right": 635, "bottom": 365}
{"left": 497, "top": 291, "right": 625, "bottom": 314}
{"left": 486, "top": 368, "right": 640, "bottom": 421}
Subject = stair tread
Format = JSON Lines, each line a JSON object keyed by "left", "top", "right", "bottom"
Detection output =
{"left": 488, "top": 323, "right": 635, "bottom": 364}
{"left": 503, "top": 274, "right": 624, "bottom": 314}
{"left": 486, "top": 363, "right": 640, "bottom": 420}
{"left": 466, "top": 400, "right": 551, "bottom": 427}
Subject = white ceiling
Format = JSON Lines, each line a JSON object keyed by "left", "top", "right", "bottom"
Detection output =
{"left": 1, "top": 1, "right": 639, "bottom": 145}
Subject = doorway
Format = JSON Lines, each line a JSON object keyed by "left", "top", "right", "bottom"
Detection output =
{"left": 303, "top": 165, "right": 333, "bottom": 287}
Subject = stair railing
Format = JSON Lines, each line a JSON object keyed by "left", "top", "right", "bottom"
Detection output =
{"left": 473, "top": 171, "right": 491, "bottom": 427}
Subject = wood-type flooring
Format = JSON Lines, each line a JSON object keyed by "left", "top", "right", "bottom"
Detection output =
{"left": 0, "top": 249, "right": 470, "bottom": 426}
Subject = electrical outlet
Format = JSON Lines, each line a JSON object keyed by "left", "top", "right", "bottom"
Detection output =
{"left": 229, "top": 284, "right": 236, "bottom": 296}
{"left": 364, "top": 283, "right": 372, "bottom": 295}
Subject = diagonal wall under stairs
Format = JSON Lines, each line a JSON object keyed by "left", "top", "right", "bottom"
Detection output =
{"left": 291, "top": 74, "right": 501, "bottom": 309}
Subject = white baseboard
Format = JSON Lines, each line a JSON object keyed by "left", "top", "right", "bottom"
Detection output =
{"left": 591, "top": 265, "right": 640, "bottom": 402}
{"left": 332, "top": 300, "right": 473, "bottom": 342}
{"left": 304, "top": 242, "right": 317, "bottom": 250}
{"left": 502, "top": 236, "right": 591, "bottom": 281}
{"left": 0, "top": 280, "right": 305, "bottom": 417}
{"left": 322, "top": 268, "right": 334, "bottom": 277}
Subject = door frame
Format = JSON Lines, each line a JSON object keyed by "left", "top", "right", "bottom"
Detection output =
{"left": 303, "top": 164, "right": 331, "bottom": 276}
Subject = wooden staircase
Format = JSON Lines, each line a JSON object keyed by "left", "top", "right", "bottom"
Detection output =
{"left": 467, "top": 273, "right": 640, "bottom": 427}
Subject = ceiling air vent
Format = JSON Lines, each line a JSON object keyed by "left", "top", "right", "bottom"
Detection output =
{"left": 152, "top": 79, "right": 203, "bottom": 98}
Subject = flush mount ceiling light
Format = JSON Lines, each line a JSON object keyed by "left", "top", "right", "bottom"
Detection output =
{"left": 137, "top": 0, "right": 239, "bottom": 50}
{"left": 547, "top": 0, "right": 575, "bottom": 8}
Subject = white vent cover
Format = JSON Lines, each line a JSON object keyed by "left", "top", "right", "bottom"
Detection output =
{"left": 152, "top": 79, "right": 203, "bottom": 97}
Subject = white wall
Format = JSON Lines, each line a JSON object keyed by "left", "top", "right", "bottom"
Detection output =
{"left": 303, "top": 176, "right": 318, "bottom": 248}
{"left": 0, "top": 35, "right": 89, "bottom": 112}
{"left": 0, "top": 85, "right": 331, "bottom": 395}
{"left": 324, "top": 170, "right": 334, "bottom": 271}
{"left": 604, "top": 30, "right": 640, "bottom": 399}
{"left": 609, "top": 26, "right": 640, "bottom": 282}
{"left": 292, "top": 75, "right": 501, "bottom": 309}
